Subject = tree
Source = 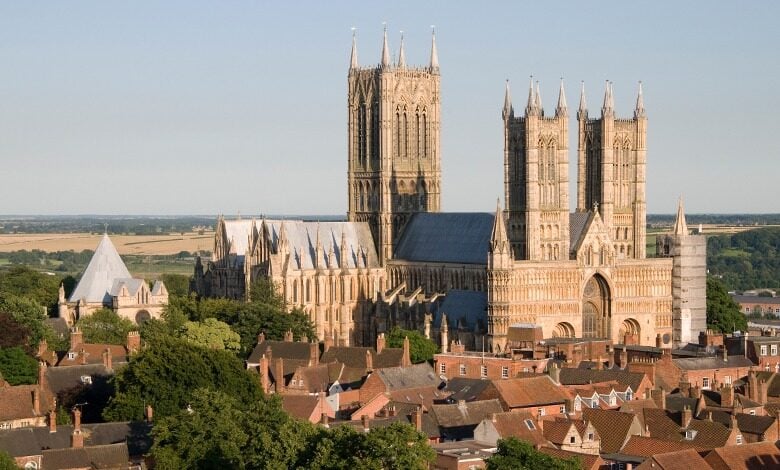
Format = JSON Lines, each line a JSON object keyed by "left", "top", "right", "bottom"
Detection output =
{"left": 0, "top": 450, "right": 18, "bottom": 470}
{"left": 707, "top": 276, "right": 747, "bottom": 333}
{"left": 386, "top": 327, "right": 438, "bottom": 363}
{"left": 0, "top": 265, "right": 62, "bottom": 311}
{"left": 161, "top": 274, "right": 191, "bottom": 297}
{"left": 0, "top": 311, "right": 33, "bottom": 352}
{"left": 103, "top": 337, "right": 262, "bottom": 422}
{"left": 180, "top": 318, "right": 241, "bottom": 351}
{"left": 486, "top": 438, "right": 580, "bottom": 470}
{"left": 0, "top": 347, "right": 38, "bottom": 386}
{"left": 77, "top": 308, "right": 135, "bottom": 345}
{"left": 0, "top": 293, "right": 55, "bottom": 349}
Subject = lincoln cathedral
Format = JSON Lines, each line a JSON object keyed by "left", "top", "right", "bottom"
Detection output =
{"left": 193, "top": 29, "right": 707, "bottom": 352}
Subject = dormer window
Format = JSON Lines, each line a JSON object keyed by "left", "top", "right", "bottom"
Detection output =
{"left": 684, "top": 429, "right": 697, "bottom": 440}
{"left": 569, "top": 436, "right": 576, "bottom": 444}
{"left": 524, "top": 419, "right": 535, "bottom": 430}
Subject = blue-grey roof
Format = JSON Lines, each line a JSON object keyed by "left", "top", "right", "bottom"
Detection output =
{"left": 569, "top": 211, "right": 591, "bottom": 250}
{"left": 432, "top": 290, "right": 487, "bottom": 332}
{"left": 394, "top": 212, "right": 494, "bottom": 265}
{"left": 69, "top": 234, "right": 132, "bottom": 303}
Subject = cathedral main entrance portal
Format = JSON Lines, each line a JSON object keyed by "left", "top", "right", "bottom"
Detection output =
{"left": 582, "top": 275, "right": 610, "bottom": 339}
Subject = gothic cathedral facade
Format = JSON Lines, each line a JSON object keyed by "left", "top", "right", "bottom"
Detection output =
{"left": 194, "top": 30, "right": 706, "bottom": 351}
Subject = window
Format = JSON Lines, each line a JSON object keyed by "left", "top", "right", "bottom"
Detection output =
{"left": 559, "top": 405, "right": 566, "bottom": 414}
{"left": 538, "top": 408, "right": 545, "bottom": 417}
{"left": 80, "top": 375, "right": 92, "bottom": 385}
{"left": 0, "top": 423, "right": 9, "bottom": 430}
{"left": 702, "top": 377, "right": 710, "bottom": 389}
{"left": 480, "top": 366, "right": 488, "bottom": 378}
{"left": 67, "top": 352, "right": 77, "bottom": 360}
{"left": 772, "top": 345, "right": 778, "bottom": 356}
{"left": 440, "top": 363, "right": 446, "bottom": 375}
{"left": 588, "top": 432, "right": 594, "bottom": 441}
{"left": 725, "top": 375, "right": 732, "bottom": 385}
{"left": 750, "top": 410, "right": 756, "bottom": 415}
{"left": 736, "top": 434, "right": 743, "bottom": 445}
{"left": 609, "top": 396, "right": 616, "bottom": 406}
{"left": 459, "top": 364, "right": 466, "bottom": 376}
{"left": 524, "top": 419, "right": 535, "bottom": 430}
{"left": 746, "top": 307, "right": 751, "bottom": 313}
{"left": 24, "top": 463, "right": 38, "bottom": 469}
{"left": 501, "top": 366, "right": 509, "bottom": 379}
{"left": 570, "top": 436, "right": 576, "bottom": 444}
{"left": 761, "top": 345, "right": 768, "bottom": 356}
{"left": 626, "top": 390, "right": 633, "bottom": 401}
{"left": 574, "top": 399, "right": 582, "bottom": 411}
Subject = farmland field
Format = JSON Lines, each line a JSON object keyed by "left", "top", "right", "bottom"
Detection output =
{"left": 0, "top": 232, "right": 213, "bottom": 255}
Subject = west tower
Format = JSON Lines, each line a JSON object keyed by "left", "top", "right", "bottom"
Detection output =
{"left": 577, "top": 82, "right": 647, "bottom": 259}
{"left": 347, "top": 29, "right": 442, "bottom": 264}
{"left": 503, "top": 79, "right": 570, "bottom": 261}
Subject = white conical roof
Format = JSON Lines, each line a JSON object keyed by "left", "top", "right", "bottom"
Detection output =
{"left": 69, "top": 234, "right": 132, "bottom": 303}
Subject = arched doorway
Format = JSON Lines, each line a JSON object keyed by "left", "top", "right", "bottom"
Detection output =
{"left": 553, "top": 322, "right": 575, "bottom": 338}
{"left": 582, "top": 275, "right": 610, "bottom": 338}
{"left": 135, "top": 310, "right": 151, "bottom": 324}
{"left": 619, "top": 318, "right": 641, "bottom": 345}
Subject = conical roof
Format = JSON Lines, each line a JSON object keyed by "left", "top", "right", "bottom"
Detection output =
{"left": 69, "top": 234, "right": 132, "bottom": 303}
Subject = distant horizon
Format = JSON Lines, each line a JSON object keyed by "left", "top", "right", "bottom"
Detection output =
{"left": 2, "top": 212, "right": 780, "bottom": 218}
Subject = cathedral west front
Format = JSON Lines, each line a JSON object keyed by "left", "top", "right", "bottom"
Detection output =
{"left": 193, "top": 29, "right": 707, "bottom": 352}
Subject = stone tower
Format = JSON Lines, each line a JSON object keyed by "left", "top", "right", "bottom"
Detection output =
{"left": 347, "top": 28, "right": 442, "bottom": 264}
{"left": 487, "top": 200, "right": 512, "bottom": 352}
{"left": 656, "top": 197, "right": 707, "bottom": 346}
{"left": 503, "top": 79, "right": 570, "bottom": 261}
{"left": 576, "top": 81, "right": 647, "bottom": 259}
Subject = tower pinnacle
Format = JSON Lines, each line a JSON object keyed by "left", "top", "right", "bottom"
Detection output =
{"left": 350, "top": 28, "right": 358, "bottom": 69}
{"left": 578, "top": 81, "right": 587, "bottom": 118}
{"left": 502, "top": 80, "right": 513, "bottom": 119}
{"left": 634, "top": 81, "right": 646, "bottom": 118}
{"left": 535, "top": 81, "right": 542, "bottom": 111}
{"left": 429, "top": 26, "right": 439, "bottom": 71}
{"left": 397, "top": 31, "right": 406, "bottom": 68}
{"left": 602, "top": 80, "right": 614, "bottom": 116}
{"left": 526, "top": 76, "right": 538, "bottom": 116}
{"left": 556, "top": 78, "right": 567, "bottom": 116}
{"left": 490, "top": 198, "right": 509, "bottom": 253}
{"left": 673, "top": 196, "right": 689, "bottom": 236}
{"left": 381, "top": 24, "right": 390, "bottom": 68}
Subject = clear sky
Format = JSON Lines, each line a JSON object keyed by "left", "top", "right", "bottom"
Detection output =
{"left": 1, "top": 1, "right": 778, "bottom": 215}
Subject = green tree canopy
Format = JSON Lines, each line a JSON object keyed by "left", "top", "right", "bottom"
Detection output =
{"left": 0, "top": 292, "right": 60, "bottom": 350}
{"left": 0, "top": 265, "right": 62, "bottom": 311}
{"left": 103, "top": 337, "right": 262, "bottom": 422}
{"left": 160, "top": 274, "right": 191, "bottom": 298}
{"left": 180, "top": 318, "right": 241, "bottom": 351}
{"left": 386, "top": 326, "right": 437, "bottom": 364}
{"left": 0, "top": 450, "right": 18, "bottom": 470}
{"left": 0, "top": 311, "right": 33, "bottom": 352}
{"left": 77, "top": 308, "right": 136, "bottom": 345}
{"left": 0, "top": 347, "right": 39, "bottom": 386}
{"left": 486, "top": 438, "right": 580, "bottom": 470}
{"left": 707, "top": 276, "right": 748, "bottom": 333}
{"left": 151, "top": 388, "right": 434, "bottom": 470}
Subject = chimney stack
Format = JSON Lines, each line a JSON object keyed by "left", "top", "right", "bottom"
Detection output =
{"left": 126, "top": 331, "right": 141, "bottom": 354}
{"left": 309, "top": 341, "right": 319, "bottom": 366}
{"left": 402, "top": 336, "right": 411, "bottom": 366}
{"left": 38, "top": 361, "right": 47, "bottom": 388}
{"left": 376, "top": 333, "right": 386, "bottom": 354}
{"left": 79, "top": 348, "right": 87, "bottom": 365}
{"left": 320, "top": 413, "right": 329, "bottom": 427}
{"left": 275, "top": 358, "right": 285, "bottom": 394}
{"left": 260, "top": 354, "right": 270, "bottom": 393}
{"left": 681, "top": 406, "right": 692, "bottom": 428}
{"left": 37, "top": 339, "right": 49, "bottom": 358}
{"left": 70, "top": 327, "right": 82, "bottom": 352}
{"left": 722, "top": 384, "right": 735, "bottom": 408}
{"left": 48, "top": 408, "right": 57, "bottom": 433}
{"left": 257, "top": 332, "right": 266, "bottom": 344}
{"left": 365, "top": 349, "right": 373, "bottom": 373}
{"left": 32, "top": 389, "right": 41, "bottom": 415}
{"left": 71, "top": 408, "right": 83, "bottom": 448}
{"left": 284, "top": 329, "right": 293, "bottom": 342}
{"left": 361, "top": 414, "right": 370, "bottom": 432}
{"left": 102, "top": 348, "right": 113, "bottom": 372}
{"left": 412, "top": 406, "right": 423, "bottom": 432}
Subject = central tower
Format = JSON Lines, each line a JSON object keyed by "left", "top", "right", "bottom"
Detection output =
{"left": 347, "top": 28, "right": 442, "bottom": 264}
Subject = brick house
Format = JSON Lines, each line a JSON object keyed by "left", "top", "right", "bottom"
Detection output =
{"left": 433, "top": 349, "right": 549, "bottom": 381}
{"left": 653, "top": 350, "right": 754, "bottom": 392}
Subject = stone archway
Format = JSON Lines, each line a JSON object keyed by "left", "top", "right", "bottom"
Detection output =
{"left": 553, "top": 322, "right": 575, "bottom": 338}
{"left": 619, "top": 318, "right": 641, "bottom": 345}
{"left": 582, "top": 275, "right": 611, "bottom": 338}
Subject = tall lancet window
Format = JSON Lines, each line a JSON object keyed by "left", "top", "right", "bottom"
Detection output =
{"left": 422, "top": 113, "right": 428, "bottom": 158}
{"left": 402, "top": 111, "right": 408, "bottom": 158}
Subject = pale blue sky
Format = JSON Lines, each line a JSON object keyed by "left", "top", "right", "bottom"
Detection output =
{"left": 1, "top": 1, "right": 778, "bottom": 215}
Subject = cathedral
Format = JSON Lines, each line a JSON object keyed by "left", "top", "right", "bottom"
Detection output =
{"left": 193, "top": 30, "right": 707, "bottom": 351}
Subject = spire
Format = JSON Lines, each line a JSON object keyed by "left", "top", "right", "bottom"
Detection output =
{"left": 397, "top": 31, "right": 406, "bottom": 68}
{"left": 634, "top": 81, "right": 646, "bottom": 118}
{"left": 381, "top": 24, "right": 390, "bottom": 68}
{"left": 578, "top": 81, "right": 587, "bottom": 119}
{"left": 602, "top": 80, "right": 614, "bottom": 116}
{"left": 673, "top": 196, "right": 689, "bottom": 236}
{"left": 535, "top": 81, "right": 542, "bottom": 111}
{"left": 526, "top": 76, "right": 538, "bottom": 116}
{"left": 429, "top": 26, "right": 439, "bottom": 71}
{"left": 490, "top": 198, "right": 509, "bottom": 253}
{"left": 502, "top": 80, "right": 513, "bottom": 119}
{"left": 556, "top": 78, "right": 567, "bottom": 116}
{"left": 339, "top": 229, "right": 348, "bottom": 268}
{"left": 350, "top": 28, "right": 358, "bottom": 69}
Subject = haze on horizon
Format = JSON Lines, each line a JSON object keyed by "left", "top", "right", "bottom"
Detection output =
{"left": 1, "top": 1, "right": 778, "bottom": 215}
